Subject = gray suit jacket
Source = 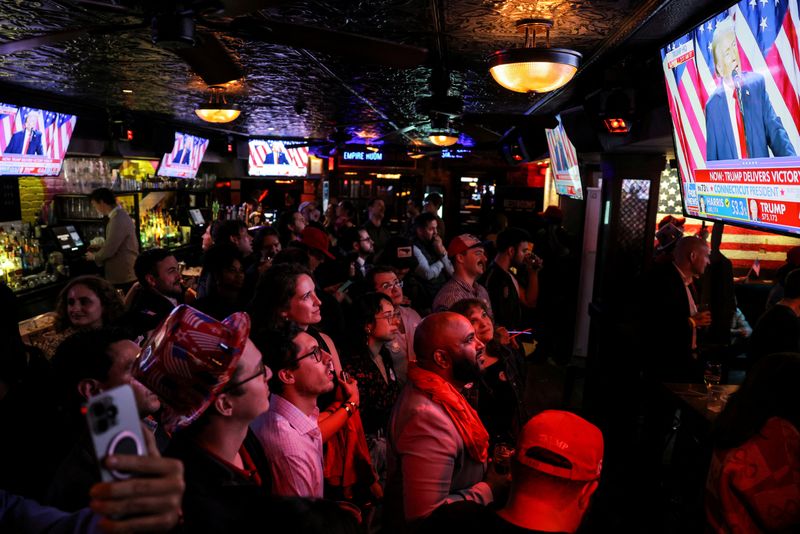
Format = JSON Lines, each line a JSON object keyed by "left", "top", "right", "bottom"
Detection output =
{"left": 386, "top": 382, "right": 492, "bottom": 526}
{"left": 94, "top": 205, "right": 138, "bottom": 284}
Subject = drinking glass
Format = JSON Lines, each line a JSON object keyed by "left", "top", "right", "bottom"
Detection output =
{"left": 704, "top": 361, "right": 722, "bottom": 404}
{"left": 493, "top": 443, "right": 515, "bottom": 475}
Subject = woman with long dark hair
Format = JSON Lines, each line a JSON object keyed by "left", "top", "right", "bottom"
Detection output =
{"left": 706, "top": 352, "right": 800, "bottom": 533}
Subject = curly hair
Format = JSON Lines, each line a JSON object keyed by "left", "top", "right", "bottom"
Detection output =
{"left": 54, "top": 275, "right": 125, "bottom": 331}
{"left": 347, "top": 292, "right": 394, "bottom": 350}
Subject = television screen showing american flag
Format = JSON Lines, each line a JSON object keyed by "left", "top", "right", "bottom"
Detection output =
{"left": 544, "top": 114, "right": 583, "bottom": 200}
{"left": 157, "top": 132, "right": 209, "bottom": 179}
{"left": 661, "top": 0, "right": 800, "bottom": 237}
{"left": 248, "top": 139, "right": 309, "bottom": 177}
{"left": 0, "top": 103, "right": 77, "bottom": 176}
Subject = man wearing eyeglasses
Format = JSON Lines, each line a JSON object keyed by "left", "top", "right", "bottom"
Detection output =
{"left": 135, "top": 306, "right": 273, "bottom": 532}
{"left": 252, "top": 322, "right": 347, "bottom": 498}
{"left": 339, "top": 226, "right": 375, "bottom": 280}
{"left": 432, "top": 234, "right": 493, "bottom": 315}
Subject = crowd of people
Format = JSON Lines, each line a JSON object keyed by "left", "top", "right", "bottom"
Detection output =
{"left": 0, "top": 191, "right": 797, "bottom": 533}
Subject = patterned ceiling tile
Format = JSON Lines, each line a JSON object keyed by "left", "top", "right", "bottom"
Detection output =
{"left": 0, "top": 0, "right": 687, "bottom": 144}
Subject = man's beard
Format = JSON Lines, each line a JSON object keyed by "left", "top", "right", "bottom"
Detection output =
{"left": 452, "top": 353, "right": 482, "bottom": 385}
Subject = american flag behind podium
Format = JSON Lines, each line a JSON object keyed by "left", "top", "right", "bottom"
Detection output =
{"left": 0, "top": 105, "right": 75, "bottom": 159}
{"left": 661, "top": 0, "right": 800, "bottom": 184}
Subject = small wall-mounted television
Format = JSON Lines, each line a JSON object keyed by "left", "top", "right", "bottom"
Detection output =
{"left": 661, "top": 0, "right": 800, "bottom": 236}
{"left": 248, "top": 139, "right": 309, "bottom": 177}
{"left": 156, "top": 132, "right": 209, "bottom": 179}
{"left": 188, "top": 208, "right": 205, "bottom": 226}
{"left": 544, "top": 114, "right": 583, "bottom": 200}
{"left": 0, "top": 103, "right": 77, "bottom": 176}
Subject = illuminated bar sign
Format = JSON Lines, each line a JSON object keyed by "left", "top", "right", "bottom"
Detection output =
{"left": 343, "top": 149, "right": 383, "bottom": 161}
{"left": 338, "top": 145, "right": 415, "bottom": 168}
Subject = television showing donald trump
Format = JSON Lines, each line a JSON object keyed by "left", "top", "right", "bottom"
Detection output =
{"left": 0, "top": 103, "right": 77, "bottom": 176}
{"left": 156, "top": 132, "right": 209, "bottom": 179}
{"left": 661, "top": 0, "right": 800, "bottom": 236}
{"left": 248, "top": 139, "right": 309, "bottom": 177}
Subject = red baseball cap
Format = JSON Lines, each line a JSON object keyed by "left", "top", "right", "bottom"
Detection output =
{"left": 447, "top": 234, "right": 488, "bottom": 257}
{"left": 516, "top": 410, "right": 603, "bottom": 481}
{"left": 301, "top": 227, "right": 335, "bottom": 260}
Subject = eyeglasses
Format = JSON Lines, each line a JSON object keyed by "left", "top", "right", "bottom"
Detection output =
{"left": 222, "top": 363, "right": 268, "bottom": 393}
{"left": 379, "top": 280, "right": 403, "bottom": 290}
{"left": 292, "top": 345, "right": 326, "bottom": 365}
{"left": 376, "top": 310, "right": 402, "bottom": 321}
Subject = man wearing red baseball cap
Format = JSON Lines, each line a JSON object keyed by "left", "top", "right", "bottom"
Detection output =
{"left": 422, "top": 410, "right": 604, "bottom": 533}
{"left": 431, "top": 234, "right": 493, "bottom": 315}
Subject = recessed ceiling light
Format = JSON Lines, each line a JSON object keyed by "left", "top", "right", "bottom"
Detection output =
{"left": 122, "top": 89, "right": 133, "bottom": 94}
{"left": 268, "top": 127, "right": 275, "bottom": 131}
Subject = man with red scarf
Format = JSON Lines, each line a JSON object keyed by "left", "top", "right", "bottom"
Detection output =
{"left": 385, "top": 312, "right": 507, "bottom": 529}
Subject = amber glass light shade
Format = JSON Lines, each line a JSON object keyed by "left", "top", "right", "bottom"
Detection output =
{"left": 488, "top": 47, "right": 581, "bottom": 94}
{"left": 195, "top": 85, "right": 240, "bottom": 123}
{"left": 194, "top": 106, "right": 241, "bottom": 123}
{"left": 428, "top": 132, "right": 459, "bottom": 147}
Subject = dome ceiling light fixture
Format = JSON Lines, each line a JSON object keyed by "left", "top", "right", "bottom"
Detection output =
{"left": 195, "top": 85, "right": 240, "bottom": 123}
{"left": 428, "top": 131, "right": 460, "bottom": 147}
{"left": 488, "top": 18, "right": 582, "bottom": 94}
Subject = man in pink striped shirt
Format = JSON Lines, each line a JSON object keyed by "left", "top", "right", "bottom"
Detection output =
{"left": 252, "top": 323, "right": 336, "bottom": 498}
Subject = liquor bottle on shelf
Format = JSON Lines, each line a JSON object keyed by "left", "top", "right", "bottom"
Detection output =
{"left": 140, "top": 208, "right": 182, "bottom": 250}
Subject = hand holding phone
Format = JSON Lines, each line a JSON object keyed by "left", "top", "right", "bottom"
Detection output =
{"left": 85, "top": 384, "right": 146, "bottom": 482}
{"left": 89, "top": 426, "right": 185, "bottom": 532}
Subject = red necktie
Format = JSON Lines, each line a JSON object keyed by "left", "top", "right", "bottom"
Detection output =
{"left": 22, "top": 130, "right": 30, "bottom": 155}
{"left": 733, "top": 88, "right": 748, "bottom": 158}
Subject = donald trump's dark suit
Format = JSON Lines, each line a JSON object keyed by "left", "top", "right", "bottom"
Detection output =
{"left": 705, "top": 71, "right": 796, "bottom": 161}
{"left": 4, "top": 129, "right": 44, "bottom": 156}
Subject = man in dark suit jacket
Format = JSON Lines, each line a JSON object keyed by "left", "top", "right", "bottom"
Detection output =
{"left": 172, "top": 148, "right": 191, "bottom": 165}
{"left": 4, "top": 112, "right": 44, "bottom": 156}
{"left": 705, "top": 18, "right": 796, "bottom": 161}
{"left": 172, "top": 135, "right": 192, "bottom": 165}
{"left": 265, "top": 142, "right": 289, "bottom": 165}
{"left": 641, "top": 236, "right": 712, "bottom": 383}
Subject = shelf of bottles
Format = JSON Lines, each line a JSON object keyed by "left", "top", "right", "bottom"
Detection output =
{"left": 140, "top": 208, "right": 189, "bottom": 250}
{"left": 0, "top": 223, "right": 54, "bottom": 291}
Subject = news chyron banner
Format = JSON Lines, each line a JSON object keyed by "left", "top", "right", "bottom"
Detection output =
{"left": 691, "top": 165, "right": 800, "bottom": 230}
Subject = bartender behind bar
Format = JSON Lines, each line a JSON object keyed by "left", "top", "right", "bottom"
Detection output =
{"left": 84, "top": 187, "right": 138, "bottom": 291}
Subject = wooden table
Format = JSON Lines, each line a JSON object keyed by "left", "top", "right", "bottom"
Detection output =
{"left": 18, "top": 312, "right": 56, "bottom": 344}
{"left": 664, "top": 383, "right": 740, "bottom": 422}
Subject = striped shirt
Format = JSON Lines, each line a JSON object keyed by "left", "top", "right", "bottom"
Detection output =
{"left": 251, "top": 394, "right": 323, "bottom": 498}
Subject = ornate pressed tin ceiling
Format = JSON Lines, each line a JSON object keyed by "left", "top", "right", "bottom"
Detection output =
{"left": 0, "top": 0, "right": 703, "bottom": 144}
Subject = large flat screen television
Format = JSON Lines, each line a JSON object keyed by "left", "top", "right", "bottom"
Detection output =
{"left": 544, "top": 114, "right": 583, "bottom": 200}
{"left": 156, "top": 132, "right": 209, "bottom": 179}
{"left": 661, "top": 0, "right": 800, "bottom": 235}
{"left": 0, "top": 103, "right": 77, "bottom": 176}
{"left": 248, "top": 139, "right": 309, "bottom": 177}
